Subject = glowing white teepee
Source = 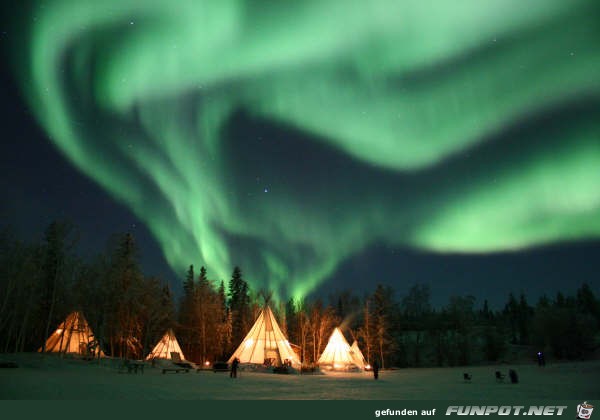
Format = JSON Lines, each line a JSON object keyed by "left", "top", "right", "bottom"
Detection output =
{"left": 146, "top": 329, "right": 186, "bottom": 360}
{"left": 228, "top": 306, "right": 300, "bottom": 368}
{"left": 349, "top": 340, "right": 366, "bottom": 370}
{"left": 39, "top": 311, "right": 104, "bottom": 356}
{"left": 317, "top": 327, "right": 361, "bottom": 370}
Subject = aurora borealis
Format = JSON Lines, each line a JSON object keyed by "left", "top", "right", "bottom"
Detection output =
{"left": 6, "top": 0, "right": 600, "bottom": 300}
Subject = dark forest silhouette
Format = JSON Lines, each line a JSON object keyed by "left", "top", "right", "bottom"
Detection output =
{"left": 1, "top": 223, "right": 598, "bottom": 367}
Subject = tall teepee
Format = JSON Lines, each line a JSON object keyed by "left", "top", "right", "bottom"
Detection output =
{"left": 228, "top": 306, "right": 300, "bottom": 368}
{"left": 146, "top": 329, "right": 185, "bottom": 360}
{"left": 349, "top": 340, "right": 366, "bottom": 370}
{"left": 317, "top": 327, "right": 360, "bottom": 370}
{"left": 40, "top": 311, "right": 103, "bottom": 356}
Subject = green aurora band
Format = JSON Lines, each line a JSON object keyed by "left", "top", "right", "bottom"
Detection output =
{"left": 11, "top": 0, "right": 600, "bottom": 299}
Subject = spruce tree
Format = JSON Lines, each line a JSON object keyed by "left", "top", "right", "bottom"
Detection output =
{"left": 39, "top": 222, "right": 70, "bottom": 354}
{"left": 183, "top": 265, "right": 194, "bottom": 296}
{"left": 504, "top": 293, "right": 519, "bottom": 344}
{"left": 227, "top": 266, "right": 251, "bottom": 353}
{"left": 107, "top": 232, "right": 144, "bottom": 358}
{"left": 518, "top": 293, "right": 532, "bottom": 345}
{"left": 195, "top": 266, "right": 214, "bottom": 362}
{"left": 179, "top": 265, "right": 195, "bottom": 359}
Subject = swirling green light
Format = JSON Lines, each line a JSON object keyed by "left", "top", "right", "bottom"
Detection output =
{"left": 12, "top": 0, "right": 600, "bottom": 300}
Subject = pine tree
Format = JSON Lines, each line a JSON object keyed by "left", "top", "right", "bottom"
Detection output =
{"left": 179, "top": 265, "right": 195, "bottom": 358}
{"left": 518, "top": 293, "right": 532, "bottom": 345}
{"left": 218, "top": 280, "right": 227, "bottom": 317}
{"left": 480, "top": 299, "right": 492, "bottom": 321}
{"left": 447, "top": 295, "right": 476, "bottom": 365}
{"left": 227, "top": 267, "right": 251, "bottom": 353}
{"left": 503, "top": 293, "right": 519, "bottom": 344}
{"left": 39, "top": 222, "right": 70, "bottom": 354}
{"left": 216, "top": 280, "right": 230, "bottom": 359}
{"left": 139, "top": 276, "right": 174, "bottom": 357}
{"left": 285, "top": 298, "right": 298, "bottom": 350}
{"left": 195, "top": 266, "right": 214, "bottom": 362}
{"left": 183, "top": 265, "right": 195, "bottom": 296}
{"left": 576, "top": 283, "right": 599, "bottom": 322}
{"left": 401, "top": 284, "right": 431, "bottom": 366}
{"left": 106, "top": 233, "right": 144, "bottom": 358}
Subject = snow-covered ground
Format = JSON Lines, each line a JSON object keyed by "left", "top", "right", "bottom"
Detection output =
{"left": 0, "top": 353, "right": 598, "bottom": 399}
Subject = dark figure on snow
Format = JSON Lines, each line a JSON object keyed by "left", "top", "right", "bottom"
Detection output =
{"left": 372, "top": 360, "right": 380, "bottom": 380}
{"left": 230, "top": 357, "right": 240, "bottom": 378}
{"left": 509, "top": 369, "right": 519, "bottom": 384}
{"left": 536, "top": 351, "right": 545, "bottom": 367}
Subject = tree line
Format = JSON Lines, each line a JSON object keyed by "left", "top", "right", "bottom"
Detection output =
{"left": 0, "top": 223, "right": 598, "bottom": 367}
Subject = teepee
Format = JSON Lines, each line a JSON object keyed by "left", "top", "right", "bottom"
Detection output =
{"left": 349, "top": 340, "right": 366, "bottom": 370}
{"left": 228, "top": 306, "right": 300, "bottom": 368}
{"left": 40, "top": 311, "right": 103, "bottom": 356}
{"left": 146, "top": 329, "right": 185, "bottom": 360}
{"left": 317, "top": 327, "right": 360, "bottom": 370}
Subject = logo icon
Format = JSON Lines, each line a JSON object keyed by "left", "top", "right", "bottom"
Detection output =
{"left": 577, "top": 402, "right": 594, "bottom": 419}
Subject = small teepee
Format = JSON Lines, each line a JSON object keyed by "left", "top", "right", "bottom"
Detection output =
{"left": 146, "top": 329, "right": 185, "bottom": 360}
{"left": 349, "top": 340, "right": 366, "bottom": 370}
{"left": 317, "top": 327, "right": 359, "bottom": 370}
{"left": 228, "top": 305, "right": 300, "bottom": 369}
{"left": 40, "top": 311, "right": 103, "bottom": 356}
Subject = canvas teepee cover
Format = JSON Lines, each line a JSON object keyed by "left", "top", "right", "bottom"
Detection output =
{"left": 146, "top": 329, "right": 185, "bottom": 360}
{"left": 228, "top": 306, "right": 300, "bottom": 368}
{"left": 317, "top": 327, "right": 358, "bottom": 370}
{"left": 40, "top": 311, "right": 103, "bottom": 356}
{"left": 349, "top": 340, "right": 366, "bottom": 370}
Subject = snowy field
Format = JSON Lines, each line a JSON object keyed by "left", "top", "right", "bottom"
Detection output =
{"left": 0, "top": 353, "right": 598, "bottom": 400}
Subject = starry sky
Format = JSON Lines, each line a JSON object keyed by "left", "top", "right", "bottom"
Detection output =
{"left": 1, "top": 0, "right": 599, "bottom": 307}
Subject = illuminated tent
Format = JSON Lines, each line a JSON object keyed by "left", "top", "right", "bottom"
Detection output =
{"left": 39, "top": 311, "right": 104, "bottom": 356}
{"left": 317, "top": 327, "right": 360, "bottom": 370}
{"left": 145, "top": 329, "right": 186, "bottom": 360}
{"left": 228, "top": 306, "right": 300, "bottom": 369}
{"left": 349, "top": 340, "right": 367, "bottom": 370}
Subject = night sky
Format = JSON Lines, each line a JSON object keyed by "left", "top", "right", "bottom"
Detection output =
{"left": 1, "top": 1, "right": 599, "bottom": 307}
